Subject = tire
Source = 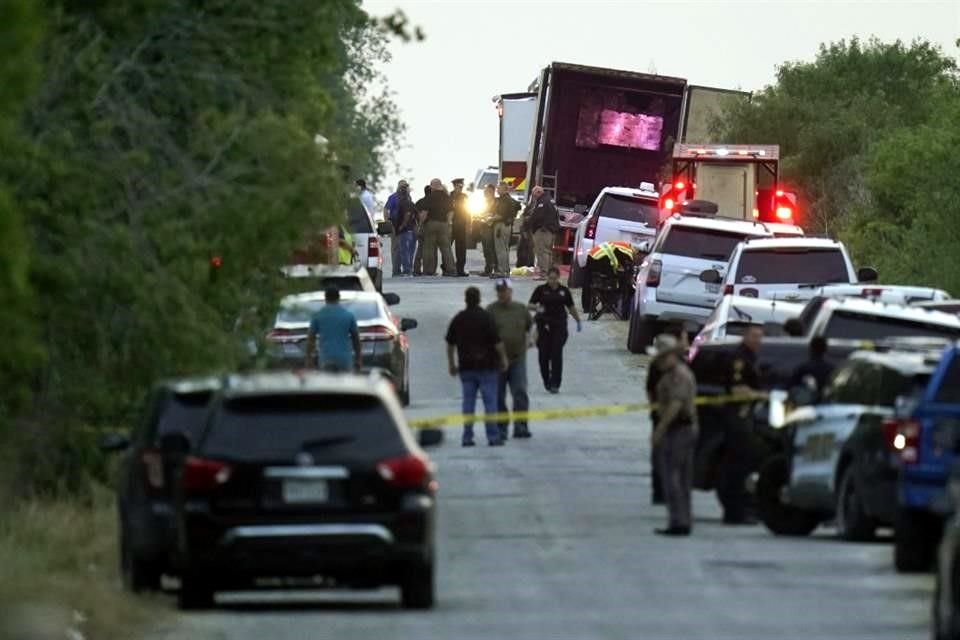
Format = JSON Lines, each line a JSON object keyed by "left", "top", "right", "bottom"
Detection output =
{"left": 120, "top": 527, "right": 162, "bottom": 593}
{"left": 895, "top": 507, "right": 938, "bottom": 573}
{"left": 178, "top": 572, "right": 215, "bottom": 610}
{"left": 627, "top": 315, "right": 656, "bottom": 354}
{"left": 400, "top": 560, "right": 435, "bottom": 610}
{"left": 835, "top": 465, "right": 877, "bottom": 542}
{"left": 569, "top": 259, "right": 583, "bottom": 289}
{"left": 756, "top": 455, "right": 820, "bottom": 537}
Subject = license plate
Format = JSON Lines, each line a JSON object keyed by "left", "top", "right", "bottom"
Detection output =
{"left": 705, "top": 283, "right": 720, "bottom": 294}
{"left": 283, "top": 342, "right": 304, "bottom": 356}
{"left": 282, "top": 479, "right": 329, "bottom": 504}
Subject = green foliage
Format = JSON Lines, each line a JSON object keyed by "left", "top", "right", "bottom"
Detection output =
{"left": 718, "top": 37, "right": 958, "bottom": 232}
{"left": 0, "top": 1, "right": 412, "bottom": 493}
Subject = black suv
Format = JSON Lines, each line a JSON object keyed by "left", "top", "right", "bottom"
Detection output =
{"left": 170, "top": 372, "right": 442, "bottom": 610}
{"left": 101, "top": 376, "right": 222, "bottom": 592}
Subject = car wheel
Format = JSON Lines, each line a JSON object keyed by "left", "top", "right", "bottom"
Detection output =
{"left": 400, "top": 560, "right": 435, "bottom": 610}
{"left": 120, "top": 526, "right": 162, "bottom": 593}
{"left": 756, "top": 455, "right": 820, "bottom": 536}
{"left": 895, "top": 507, "right": 938, "bottom": 573}
{"left": 627, "top": 315, "right": 656, "bottom": 354}
{"left": 178, "top": 572, "right": 215, "bottom": 610}
{"left": 569, "top": 259, "right": 583, "bottom": 289}
{"left": 835, "top": 465, "right": 877, "bottom": 542}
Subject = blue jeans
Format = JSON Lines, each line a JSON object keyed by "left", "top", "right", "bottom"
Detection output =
{"left": 498, "top": 359, "right": 529, "bottom": 435}
{"left": 398, "top": 230, "right": 416, "bottom": 275}
{"left": 459, "top": 369, "right": 501, "bottom": 444}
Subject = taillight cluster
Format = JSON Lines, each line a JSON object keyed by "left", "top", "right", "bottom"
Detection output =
{"left": 181, "top": 456, "right": 233, "bottom": 491}
{"left": 367, "top": 236, "right": 380, "bottom": 259}
{"left": 584, "top": 214, "right": 599, "bottom": 240}
{"left": 646, "top": 260, "right": 662, "bottom": 287}
{"left": 360, "top": 325, "right": 395, "bottom": 341}
{"left": 883, "top": 417, "right": 921, "bottom": 463}
{"left": 377, "top": 454, "right": 432, "bottom": 489}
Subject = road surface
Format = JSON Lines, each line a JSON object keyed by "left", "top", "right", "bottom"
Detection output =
{"left": 154, "top": 250, "right": 935, "bottom": 640}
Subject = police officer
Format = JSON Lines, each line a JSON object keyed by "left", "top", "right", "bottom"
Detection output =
{"left": 717, "top": 324, "right": 763, "bottom": 525}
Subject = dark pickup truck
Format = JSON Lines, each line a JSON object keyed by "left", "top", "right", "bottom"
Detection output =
{"left": 688, "top": 336, "right": 865, "bottom": 508}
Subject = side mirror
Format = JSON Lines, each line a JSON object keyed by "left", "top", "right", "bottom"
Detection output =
{"left": 417, "top": 428, "right": 444, "bottom": 448}
{"left": 99, "top": 432, "right": 131, "bottom": 453}
{"left": 699, "top": 269, "right": 722, "bottom": 284}
{"left": 382, "top": 292, "right": 401, "bottom": 306}
{"left": 158, "top": 431, "right": 191, "bottom": 458}
{"left": 377, "top": 221, "right": 394, "bottom": 236}
{"left": 637, "top": 240, "right": 652, "bottom": 254}
{"left": 857, "top": 266, "right": 878, "bottom": 283}
{"left": 400, "top": 318, "right": 418, "bottom": 331}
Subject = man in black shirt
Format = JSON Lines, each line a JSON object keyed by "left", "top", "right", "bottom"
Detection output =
{"left": 450, "top": 178, "right": 471, "bottom": 277}
{"left": 412, "top": 185, "right": 430, "bottom": 276}
{"left": 493, "top": 183, "right": 521, "bottom": 276}
{"left": 525, "top": 186, "right": 560, "bottom": 279}
{"left": 418, "top": 178, "right": 456, "bottom": 277}
{"left": 528, "top": 266, "right": 582, "bottom": 393}
{"left": 446, "top": 286, "right": 509, "bottom": 446}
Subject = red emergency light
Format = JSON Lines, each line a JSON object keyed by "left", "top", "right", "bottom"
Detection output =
{"left": 659, "top": 179, "right": 692, "bottom": 214}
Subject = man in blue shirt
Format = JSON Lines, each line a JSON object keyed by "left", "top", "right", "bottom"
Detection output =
{"left": 305, "top": 287, "right": 362, "bottom": 373}
{"left": 384, "top": 180, "right": 409, "bottom": 277}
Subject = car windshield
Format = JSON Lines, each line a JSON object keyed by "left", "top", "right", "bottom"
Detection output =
{"left": 277, "top": 299, "right": 382, "bottom": 324}
{"left": 346, "top": 198, "right": 374, "bottom": 234}
{"left": 824, "top": 311, "right": 960, "bottom": 341}
{"left": 596, "top": 193, "right": 658, "bottom": 225}
{"left": 201, "top": 394, "right": 407, "bottom": 462}
{"left": 735, "top": 248, "right": 849, "bottom": 285}
{"left": 476, "top": 171, "right": 498, "bottom": 190}
{"left": 156, "top": 391, "right": 214, "bottom": 438}
{"left": 660, "top": 226, "right": 757, "bottom": 261}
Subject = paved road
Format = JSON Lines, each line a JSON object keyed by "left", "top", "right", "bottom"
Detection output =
{"left": 156, "top": 250, "right": 935, "bottom": 640}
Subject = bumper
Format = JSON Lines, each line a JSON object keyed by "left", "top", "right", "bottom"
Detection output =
{"left": 179, "top": 510, "right": 433, "bottom": 582}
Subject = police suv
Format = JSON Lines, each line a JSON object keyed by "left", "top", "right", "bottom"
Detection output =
{"left": 699, "top": 237, "right": 877, "bottom": 304}
{"left": 627, "top": 213, "right": 773, "bottom": 352}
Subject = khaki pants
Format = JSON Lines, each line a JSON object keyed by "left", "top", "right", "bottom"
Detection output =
{"left": 533, "top": 229, "right": 555, "bottom": 273}
{"left": 494, "top": 222, "right": 511, "bottom": 275}
{"left": 423, "top": 220, "right": 454, "bottom": 275}
{"left": 657, "top": 423, "right": 696, "bottom": 529}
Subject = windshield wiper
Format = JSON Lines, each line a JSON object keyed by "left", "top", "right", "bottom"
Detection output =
{"left": 300, "top": 436, "right": 356, "bottom": 449}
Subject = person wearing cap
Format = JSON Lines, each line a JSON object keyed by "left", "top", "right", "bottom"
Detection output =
{"left": 450, "top": 178, "right": 471, "bottom": 277}
{"left": 487, "top": 278, "right": 533, "bottom": 440}
{"left": 646, "top": 321, "right": 692, "bottom": 505}
{"left": 650, "top": 333, "right": 698, "bottom": 536}
{"left": 524, "top": 185, "right": 560, "bottom": 279}
{"left": 418, "top": 178, "right": 456, "bottom": 277}
{"left": 446, "top": 287, "right": 509, "bottom": 447}
{"left": 493, "top": 182, "right": 521, "bottom": 277}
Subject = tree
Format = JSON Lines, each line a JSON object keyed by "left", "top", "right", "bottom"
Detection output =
{"left": 717, "top": 38, "right": 958, "bottom": 233}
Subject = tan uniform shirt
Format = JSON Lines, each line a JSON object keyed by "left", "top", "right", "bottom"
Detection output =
{"left": 655, "top": 362, "right": 698, "bottom": 429}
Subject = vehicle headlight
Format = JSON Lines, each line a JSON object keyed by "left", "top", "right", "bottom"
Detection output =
{"left": 467, "top": 192, "right": 488, "bottom": 216}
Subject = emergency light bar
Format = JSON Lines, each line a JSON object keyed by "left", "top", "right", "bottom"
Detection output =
{"left": 674, "top": 144, "right": 780, "bottom": 161}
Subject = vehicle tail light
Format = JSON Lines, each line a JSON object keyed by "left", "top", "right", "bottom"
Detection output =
{"left": 377, "top": 454, "right": 430, "bottom": 489}
{"left": 724, "top": 285, "right": 734, "bottom": 295}
{"left": 584, "top": 214, "right": 599, "bottom": 240}
{"left": 646, "top": 260, "right": 662, "bottom": 287}
{"left": 741, "top": 288, "right": 759, "bottom": 298}
{"left": 142, "top": 448, "right": 164, "bottom": 489}
{"left": 360, "top": 325, "right": 395, "bottom": 341}
{"left": 267, "top": 328, "right": 300, "bottom": 340}
{"left": 367, "top": 236, "right": 379, "bottom": 258}
{"left": 181, "top": 457, "right": 233, "bottom": 491}
{"left": 883, "top": 418, "right": 921, "bottom": 463}
{"left": 776, "top": 206, "right": 793, "bottom": 221}
{"left": 861, "top": 288, "right": 885, "bottom": 297}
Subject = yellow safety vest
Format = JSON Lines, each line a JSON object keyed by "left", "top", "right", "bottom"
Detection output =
{"left": 338, "top": 225, "right": 355, "bottom": 265}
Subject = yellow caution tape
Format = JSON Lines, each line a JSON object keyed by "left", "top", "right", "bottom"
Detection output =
{"left": 408, "top": 392, "right": 768, "bottom": 429}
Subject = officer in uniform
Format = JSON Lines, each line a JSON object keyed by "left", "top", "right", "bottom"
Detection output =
{"left": 717, "top": 324, "right": 763, "bottom": 525}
